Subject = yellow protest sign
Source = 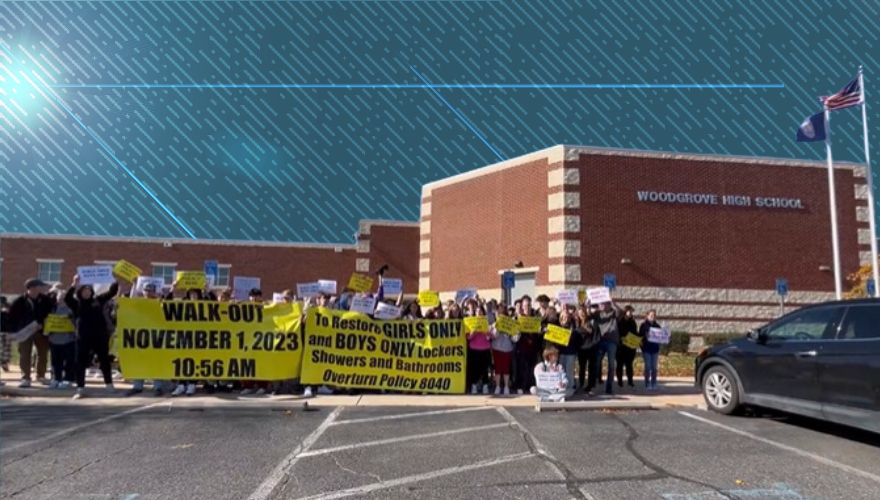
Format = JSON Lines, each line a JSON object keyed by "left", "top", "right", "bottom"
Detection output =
{"left": 463, "top": 316, "right": 489, "bottom": 334}
{"left": 116, "top": 298, "right": 303, "bottom": 380}
{"left": 494, "top": 315, "right": 519, "bottom": 336}
{"left": 113, "top": 260, "right": 142, "bottom": 283}
{"left": 544, "top": 324, "right": 572, "bottom": 346}
{"left": 301, "top": 307, "right": 466, "bottom": 394}
{"left": 517, "top": 315, "right": 542, "bottom": 334}
{"left": 175, "top": 271, "right": 206, "bottom": 290}
{"left": 347, "top": 273, "right": 374, "bottom": 293}
{"left": 622, "top": 333, "right": 642, "bottom": 350}
{"left": 44, "top": 314, "right": 75, "bottom": 334}
{"left": 417, "top": 290, "right": 440, "bottom": 307}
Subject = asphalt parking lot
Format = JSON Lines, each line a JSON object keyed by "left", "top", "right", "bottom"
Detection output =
{"left": 2, "top": 401, "right": 879, "bottom": 500}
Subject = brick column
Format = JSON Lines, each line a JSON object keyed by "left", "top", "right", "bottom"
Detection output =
{"left": 547, "top": 155, "right": 581, "bottom": 287}
{"left": 419, "top": 189, "right": 432, "bottom": 290}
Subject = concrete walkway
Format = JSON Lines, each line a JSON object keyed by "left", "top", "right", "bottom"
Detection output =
{"left": 0, "top": 369, "right": 704, "bottom": 410}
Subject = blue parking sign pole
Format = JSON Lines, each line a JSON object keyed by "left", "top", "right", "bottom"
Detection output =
{"left": 775, "top": 278, "right": 788, "bottom": 316}
{"left": 204, "top": 260, "right": 218, "bottom": 285}
{"left": 867, "top": 278, "right": 876, "bottom": 298}
{"left": 603, "top": 273, "right": 617, "bottom": 291}
{"left": 501, "top": 271, "right": 515, "bottom": 305}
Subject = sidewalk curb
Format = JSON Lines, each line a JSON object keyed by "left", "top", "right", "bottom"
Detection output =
{"left": 535, "top": 400, "right": 657, "bottom": 412}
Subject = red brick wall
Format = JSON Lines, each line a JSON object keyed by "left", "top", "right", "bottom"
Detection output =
{"left": 366, "top": 225, "right": 420, "bottom": 293}
{"left": 0, "top": 236, "right": 358, "bottom": 295}
{"left": 575, "top": 153, "right": 864, "bottom": 291}
{"left": 425, "top": 158, "right": 550, "bottom": 291}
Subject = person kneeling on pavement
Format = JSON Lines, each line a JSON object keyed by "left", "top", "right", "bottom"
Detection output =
{"left": 532, "top": 346, "right": 571, "bottom": 403}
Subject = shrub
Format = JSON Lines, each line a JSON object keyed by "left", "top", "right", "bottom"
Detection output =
{"left": 661, "top": 331, "right": 690, "bottom": 355}
{"left": 703, "top": 332, "right": 743, "bottom": 347}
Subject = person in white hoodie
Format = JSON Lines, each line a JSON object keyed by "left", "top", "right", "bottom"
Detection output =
{"left": 532, "top": 345, "right": 569, "bottom": 402}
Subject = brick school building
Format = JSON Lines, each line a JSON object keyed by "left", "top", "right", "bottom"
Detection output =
{"left": 1, "top": 145, "right": 871, "bottom": 334}
{"left": 419, "top": 145, "right": 870, "bottom": 334}
{"left": 0, "top": 219, "right": 420, "bottom": 298}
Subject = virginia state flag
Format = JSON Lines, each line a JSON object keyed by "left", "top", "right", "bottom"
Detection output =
{"left": 796, "top": 112, "right": 826, "bottom": 142}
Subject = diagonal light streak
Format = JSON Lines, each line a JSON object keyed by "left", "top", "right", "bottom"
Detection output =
{"left": 410, "top": 66, "right": 505, "bottom": 161}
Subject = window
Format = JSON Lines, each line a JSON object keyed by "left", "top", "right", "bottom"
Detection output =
{"left": 152, "top": 264, "right": 177, "bottom": 285}
{"left": 37, "top": 260, "right": 62, "bottom": 283}
{"left": 764, "top": 307, "right": 843, "bottom": 341}
{"left": 216, "top": 265, "right": 231, "bottom": 288}
{"left": 838, "top": 306, "right": 880, "bottom": 340}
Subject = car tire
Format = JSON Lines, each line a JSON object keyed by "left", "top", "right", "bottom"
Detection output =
{"left": 702, "top": 365, "right": 741, "bottom": 415}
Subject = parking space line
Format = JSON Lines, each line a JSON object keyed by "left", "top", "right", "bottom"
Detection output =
{"left": 294, "top": 452, "right": 534, "bottom": 500}
{"left": 298, "top": 422, "right": 508, "bottom": 458}
{"left": 494, "top": 407, "right": 563, "bottom": 478}
{"left": 331, "top": 406, "right": 494, "bottom": 426}
{"left": 1, "top": 401, "right": 170, "bottom": 455}
{"left": 249, "top": 407, "right": 343, "bottom": 500}
{"left": 678, "top": 411, "right": 880, "bottom": 485}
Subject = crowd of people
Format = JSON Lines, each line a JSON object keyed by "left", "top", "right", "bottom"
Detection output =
{"left": 0, "top": 270, "right": 666, "bottom": 402}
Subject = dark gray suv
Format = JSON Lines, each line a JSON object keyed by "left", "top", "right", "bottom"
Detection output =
{"left": 694, "top": 299, "right": 880, "bottom": 433}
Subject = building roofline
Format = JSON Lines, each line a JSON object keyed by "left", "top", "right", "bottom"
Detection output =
{"left": 422, "top": 144, "right": 864, "bottom": 195}
{"left": 358, "top": 219, "right": 420, "bottom": 229}
{"left": 0, "top": 232, "right": 357, "bottom": 250}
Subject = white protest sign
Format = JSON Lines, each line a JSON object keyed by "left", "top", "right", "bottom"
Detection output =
{"left": 535, "top": 371, "right": 563, "bottom": 391}
{"left": 77, "top": 265, "right": 115, "bottom": 285}
{"left": 9, "top": 321, "right": 40, "bottom": 343}
{"left": 374, "top": 302, "right": 401, "bottom": 320}
{"left": 648, "top": 326, "right": 671, "bottom": 344}
{"left": 349, "top": 296, "right": 377, "bottom": 315}
{"left": 297, "top": 282, "right": 320, "bottom": 298}
{"left": 317, "top": 280, "right": 337, "bottom": 295}
{"left": 586, "top": 287, "right": 612, "bottom": 304}
{"left": 233, "top": 276, "right": 261, "bottom": 301}
{"left": 135, "top": 276, "right": 166, "bottom": 294}
{"left": 272, "top": 293, "right": 287, "bottom": 304}
{"left": 557, "top": 289, "right": 578, "bottom": 305}
{"left": 382, "top": 278, "right": 403, "bottom": 296}
{"left": 454, "top": 287, "right": 478, "bottom": 303}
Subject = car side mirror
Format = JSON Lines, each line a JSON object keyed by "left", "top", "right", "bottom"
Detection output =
{"left": 747, "top": 329, "right": 767, "bottom": 344}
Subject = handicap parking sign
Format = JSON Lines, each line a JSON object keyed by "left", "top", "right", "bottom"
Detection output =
{"left": 603, "top": 273, "right": 616, "bottom": 291}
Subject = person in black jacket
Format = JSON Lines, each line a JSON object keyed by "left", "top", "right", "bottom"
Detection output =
{"left": 9, "top": 278, "right": 54, "bottom": 387}
{"left": 615, "top": 306, "right": 638, "bottom": 388}
{"left": 65, "top": 274, "right": 118, "bottom": 399}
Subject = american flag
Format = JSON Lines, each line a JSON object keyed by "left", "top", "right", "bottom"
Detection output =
{"left": 821, "top": 74, "right": 863, "bottom": 111}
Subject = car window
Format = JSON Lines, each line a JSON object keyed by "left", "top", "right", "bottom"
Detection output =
{"left": 838, "top": 305, "right": 880, "bottom": 340}
{"left": 764, "top": 306, "right": 843, "bottom": 341}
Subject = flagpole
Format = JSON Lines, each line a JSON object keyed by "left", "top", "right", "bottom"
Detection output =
{"left": 825, "top": 108, "right": 843, "bottom": 299}
{"left": 859, "top": 66, "right": 880, "bottom": 297}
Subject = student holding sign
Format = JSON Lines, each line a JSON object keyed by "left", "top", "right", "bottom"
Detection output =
{"left": 638, "top": 309, "right": 663, "bottom": 390}
{"left": 589, "top": 299, "right": 624, "bottom": 395}
{"left": 8, "top": 278, "right": 54, "bottom": 387}
{"left": 46, "top": 285, "right": 76, "bottom": 388}
{"left": 555, "top": 306, "right": 581, "bottom": 393}
{"left": 532, "top": 345, "right": 569, "bottom": 402}
{"left": 615, "top": 306, "right": 639, "bottom": 388}
{"left": 490, "top": 306, "right": 517, "bottom": 395}
{"left": 65, "top": 274, "right": 119, "bottom": 399}
{"left": 513, "top": 295, "right": 540, "bottom": 395}
{"left": 463, "top": 300, "right": 491, "bottom": 395}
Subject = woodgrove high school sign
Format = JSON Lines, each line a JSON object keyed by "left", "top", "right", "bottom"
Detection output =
{"left": 636, "top": 191, "right": 806, "bottom": 209}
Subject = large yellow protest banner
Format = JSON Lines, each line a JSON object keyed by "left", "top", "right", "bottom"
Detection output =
{"left": 116, "top": 298, "right": 302, "bottom": 380}
{"left": 302, "top": 307, "right": 466, "bottom": 394}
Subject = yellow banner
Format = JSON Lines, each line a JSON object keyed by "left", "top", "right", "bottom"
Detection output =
{"left": 544, "top": 324, "right": 572, "bottom": 346}
{"left": 417, "top": 290, "right": 440, "bottom": 307}
{"left": 494, "top": 315, "right": 519, "bottom": 336}
{"left": 517, "top": 315, "right": 542, "bottom": 334}
{"left": 116, "top": 298, "right": 302, "bottom": 380}
{"left": 45, "top": 314, "right": 75, "bottom": 334}
{"left": 113, "top": 260, "right": 142, "bottom": 283}
{"left": 347, "top": 273, "right": 374, "bottom": 293}
{"left": 301, "top": 307, "right": 466, "bottom": 394}
{"left": 175, "top": 271, "right": 206, "bottom": 290}
{"left": 622, "top": 333, "right": 642, "bottom": 350}
{"left": 463, "top": 316, "right": 488, "bottom": 333}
